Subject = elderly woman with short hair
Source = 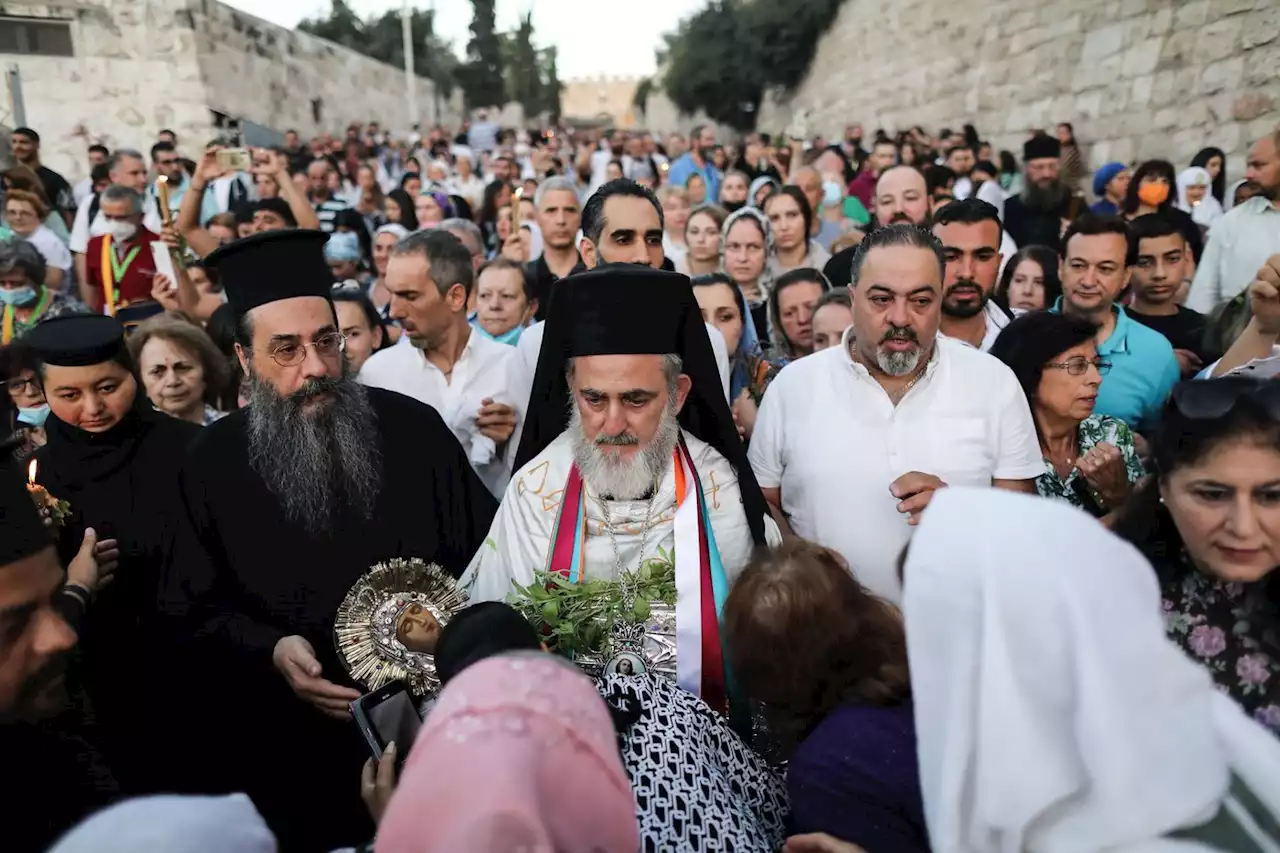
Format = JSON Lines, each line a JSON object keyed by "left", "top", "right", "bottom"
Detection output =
{"left": 127, "top": 314, "right": 231, "bottom": 425}
{"left": 0, "top": 239, "right": 82, "bottom": 345}
{"left": 989, "top": 310, "right": 1145, "bottom": 520}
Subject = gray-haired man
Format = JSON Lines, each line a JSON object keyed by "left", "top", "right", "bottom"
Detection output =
{"left": 80, "top": 184, "right": 162, "bottom": 312}
{"left": 70, "top": 149, "right": 163, "bottom": 285}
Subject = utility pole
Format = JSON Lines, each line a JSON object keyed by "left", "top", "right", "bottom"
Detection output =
{"left": 401, "top": 0, "right": 419, "bottom": 131}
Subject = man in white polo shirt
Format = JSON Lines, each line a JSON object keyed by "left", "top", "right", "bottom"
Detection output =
{"left": 932, "top": 197, "right": 1012, "bottom": 351}
{"left": 748, "top": 224, "right": 1041, "bottom": 602}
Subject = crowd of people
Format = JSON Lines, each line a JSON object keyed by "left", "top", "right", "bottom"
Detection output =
{"left": 2, "top": 108, "right": 1280, "bottom": 853}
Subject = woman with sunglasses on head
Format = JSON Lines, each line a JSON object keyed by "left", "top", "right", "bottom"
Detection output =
{"left": 1114, "top": 378, "right": 1280, "bottom": 734}
{"left": 990, "top": 311, "right": 1144, "bottom": 521}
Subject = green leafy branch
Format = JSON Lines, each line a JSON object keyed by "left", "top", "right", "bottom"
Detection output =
{"left": 512, "top": 548, "right": 677, "bottom": 657}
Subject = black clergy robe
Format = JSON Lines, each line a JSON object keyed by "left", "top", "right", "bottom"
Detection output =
{"left": 34, "top": 404, "right": 202, "bottom": 796}
{"left": 160, "top": 387, "right": 496, "bottom": 852}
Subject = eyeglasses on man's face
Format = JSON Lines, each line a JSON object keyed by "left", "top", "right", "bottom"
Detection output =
{"left": 1045, "top": 356, "right": 1112, "bottom": 376}
{"left": 268, "top": 332, "right": 347, "bottom": 367}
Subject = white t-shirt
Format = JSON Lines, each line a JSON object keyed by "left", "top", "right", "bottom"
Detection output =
{"left": 358, "top": 328, "right": 521, "bottom": 498}
{"left": 69, "top": 192, "right": 163, "bottom": 254}
{"left": 748, "top": 332, "right": 1042, "bottom": 602}
{"left": 21, "top": 225, "right": 72, "bottom": 272}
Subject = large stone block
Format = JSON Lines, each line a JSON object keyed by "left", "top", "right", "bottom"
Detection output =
{"left": 1233, "top": 94, "right": 1276, "bottom": 122}
{"left": 1082, "top": 22, "right": 1128, "bottom": 63}
{"left": 1129, "top": 73, "right": 1155, "bottom": 106}
{"left": 1241, "top": 6, "right": 1280, "bottom": 50}
{"left": 1122, "top": 37, "right": 1165, "bottom": 76}
{"left": 1192, "top": 18, "right": 1244, "bottom": 64}
{"left": 1200, "top": 57, "right": 1245, "bottom": 95}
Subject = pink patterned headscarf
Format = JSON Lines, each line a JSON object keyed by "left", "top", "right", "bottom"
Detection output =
{"left": 375, "top": 653, "right": 640, "bottom": 853}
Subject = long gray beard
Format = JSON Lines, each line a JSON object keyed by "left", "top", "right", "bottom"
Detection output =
{"left": 569, "top": 402, "right": 680, "bottom": 501}
{"left": 245, "top": 364, "right": 382, "bottom": 535}
{"left": 1021, "top": 179, "right": 1069, "bottom": 212}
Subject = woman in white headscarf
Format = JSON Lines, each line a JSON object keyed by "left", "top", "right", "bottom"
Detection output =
{"left": 1177, "top": 166, "right": 1225, "bottom": 233}
{"left": 49, "top": 794, "right": 278, "bottom": 853}
{"left": 903, "top": 487, "right": 1280, "bottom": 853}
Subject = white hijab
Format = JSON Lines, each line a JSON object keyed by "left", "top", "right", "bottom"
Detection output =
{"left": 904, "top": 487, "right": 1280, "bottom": 853}
{"left": 49, "top": 794, "right": 277, "bottom": 853}
{"left": 1177, "top": 167, "right": 1224, "bottom": 229}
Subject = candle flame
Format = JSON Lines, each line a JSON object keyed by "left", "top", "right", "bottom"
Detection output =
{"left": 513, "top": 187, "right": 523, "bottom": 199}
{"left": 157, "top": 175, "right": 167, "bottom": 186}
{"left": 28, "top": 459, "right": 37, "bottom": 484}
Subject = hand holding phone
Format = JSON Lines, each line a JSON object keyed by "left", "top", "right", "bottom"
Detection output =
{"left": 351, "top": 681, "right": 422, "bottom": 769}
{"left": 216, "top": 147, "right": 252, "bottom": 173}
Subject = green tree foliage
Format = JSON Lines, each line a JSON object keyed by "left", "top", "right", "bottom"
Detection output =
{"left": 458, "top": 0, "right": 507, "bottom": 109}
{"left": 538, "top": 47, "right": 564, "bottom": 123}
{"left": 633, "top": 77, "right": 654, "bottom": 115}
{"left": 298, "top": 0, "right": 457, "bottom": 96}
{"left": 503, "top": 13, "right": 541, "bottom": 117}
{"left": 660, "top": 0, "right": 844, "bottom": 130}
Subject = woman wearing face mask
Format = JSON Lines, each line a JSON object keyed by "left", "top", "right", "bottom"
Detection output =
{"left": 0, "top": 240, "right": 81, "bottom": 346}
{"left": 764, "top": 186, "right": 830, "bottom": 277}
{"left": 26, "top": 314, "right": 203, "bottom": 792}
{"left": 722, "top": 207, "right": 773, "bottom": 342}
{"left": 1121, "top": 159, "right": 1204, "bottom": 264}
{"left": 473, "top": 257, "right": 536, "bottom": 346}
{"left": 1176, "top": 166, "right": 1224, "bottom": 233}
{"left": 718, "top": 170, "right": 750, "bottom": 213}
{"left": 1115, "top": 379, "right": 1280, "bottom": 734}
{"left": 678, "top": 204, "right": 727, "bottom": 277}
{"left": 2, "top": 341, "right": 51, "bottom": 452}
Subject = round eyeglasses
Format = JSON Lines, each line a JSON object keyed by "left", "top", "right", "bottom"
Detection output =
{"left": 268, "top": 332, "right": 346, "bottom": 367}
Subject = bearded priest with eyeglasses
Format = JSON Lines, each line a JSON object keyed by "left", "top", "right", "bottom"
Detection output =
{"left": 461, "top": 264, "right": 781, "bottom": 710}
{"left": 159, "top": 229, "right": 496, "bottom": 851}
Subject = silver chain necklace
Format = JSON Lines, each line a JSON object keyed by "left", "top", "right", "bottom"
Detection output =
{"left": 593, "top": 485, "right": 659, "bottom": 612}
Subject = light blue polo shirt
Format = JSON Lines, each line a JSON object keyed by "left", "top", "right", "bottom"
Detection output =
{"left": 1051, "top": 300, "right": 1180, "bottom": 433}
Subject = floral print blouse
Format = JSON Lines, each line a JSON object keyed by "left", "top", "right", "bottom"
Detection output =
{"left": 1162, "top": 564, "right": 1280, "bottom": 735}
{"left": 1034, "top": 414, "right": 1145, "bottom": 512}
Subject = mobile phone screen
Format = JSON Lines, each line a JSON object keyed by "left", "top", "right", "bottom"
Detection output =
{"left": 368, "top": 689, "right": 422, "bottom": 760}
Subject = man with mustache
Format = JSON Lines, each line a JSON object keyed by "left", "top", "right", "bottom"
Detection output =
{"left": 463, "top": 265, "right": 780, "bottom": 710}
{"left": 932, "top": 198, "right": 1011, "bottom": 352}
{"left": 1002, "top": 134, "right": 1087, "bottom": 252}
{"left": 161, "top": 229, "right": 497, "bottom": 851}
{"left": 0, "top": 457, "right": 119, "bottom": 852}
{"left": 749, "top": 224, "right": 1041, "bottom": 603}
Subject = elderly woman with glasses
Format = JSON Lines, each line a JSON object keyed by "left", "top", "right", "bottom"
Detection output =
{"left": 989, "top": 310, "right": 1144, "bottom": 519}
{"left": 0, "top": 239, "right": 81, "bottom": 345}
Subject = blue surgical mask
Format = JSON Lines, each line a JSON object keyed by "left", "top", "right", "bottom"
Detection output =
{"left": 475, "top": 323, "right": 523, "bottom": 346}
{"left": 17, "top": 403, "right": 50, "bottom": 427}
{"left": 0, "top": 285, "right": 36, "bottom": 306}
{"left": 822, "top": 180, "right": 842, "bottom": 209}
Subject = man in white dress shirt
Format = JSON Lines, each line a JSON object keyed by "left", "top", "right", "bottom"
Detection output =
{"left": 359, "top": 230, "right": 520, "bottom": 496}
{"left": 69, "top": 149, "right": 162, "bottom": 286}
{"left": 748, "top": 224, "right": 1041, "bottom": 602}
{"left": 932, "top": 198, "right": 1011, "bottom": 352}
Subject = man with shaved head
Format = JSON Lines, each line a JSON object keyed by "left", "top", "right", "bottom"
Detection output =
{"left": 789, "top": 165, "right": 843, "bottom": 251}
{"left": 875, "top": 166, "right": 931, "bottom": 228}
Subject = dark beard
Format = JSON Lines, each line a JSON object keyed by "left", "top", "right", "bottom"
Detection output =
{"left": 0, "top": 651, "right": 70, "bottom": 724}
{"left": 1021, "top": 180, "right": 1069, "bottom": 212}
{"left": 245, "top": 364, "right": 383, "bottom": 535}
{"left": 941, "top": 281, "right": 989, "bottom": 318}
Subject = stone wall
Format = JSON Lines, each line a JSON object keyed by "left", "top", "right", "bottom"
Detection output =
{"left": 0, "top": 0, "right": 463, "bottom": 183}
{"left": 0, "top": 0, "right": 212, "bottom": 182}
{"left": 191, "top": 2, "right": 462, "bottom": 145}
{"left": 755, "top": 0, "right": 1279, "bottom": 181}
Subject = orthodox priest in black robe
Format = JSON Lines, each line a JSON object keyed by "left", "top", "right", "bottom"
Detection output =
{"left": 25, "top": 314, "right": 201, "bottom": 795}
{"left": 160, "top": 229, "right": 496, "bottom": 852}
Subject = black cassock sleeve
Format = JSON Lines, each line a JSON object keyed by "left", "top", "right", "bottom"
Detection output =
{"left": 157, "top": 451, "right": 285, "bottom": 667}
{"left": 419, "top": 406, "right": 499, "bottom": 577}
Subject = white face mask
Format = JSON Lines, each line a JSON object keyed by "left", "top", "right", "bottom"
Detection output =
{"left": 105, "top": 219, "right": 137, "bottom": 242}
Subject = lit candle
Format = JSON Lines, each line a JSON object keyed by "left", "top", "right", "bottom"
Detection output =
{"left": 27, "top": 458, "right": 70, "bottom": 527}
{"left": 156, "top": 175, "right": 172, "bottom": 226}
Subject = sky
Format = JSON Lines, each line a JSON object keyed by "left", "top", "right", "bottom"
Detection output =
{"left": 220, "top": 0, "right": 706, "bottom": 80}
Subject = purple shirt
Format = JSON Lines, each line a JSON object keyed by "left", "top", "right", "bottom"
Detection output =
{"left": 786, "top": 702, "right": 928, "bottom": 852}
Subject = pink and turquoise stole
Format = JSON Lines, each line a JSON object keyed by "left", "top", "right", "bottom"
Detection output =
{"left": 547, "top": 437, "right": 733, "bottom": 715}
